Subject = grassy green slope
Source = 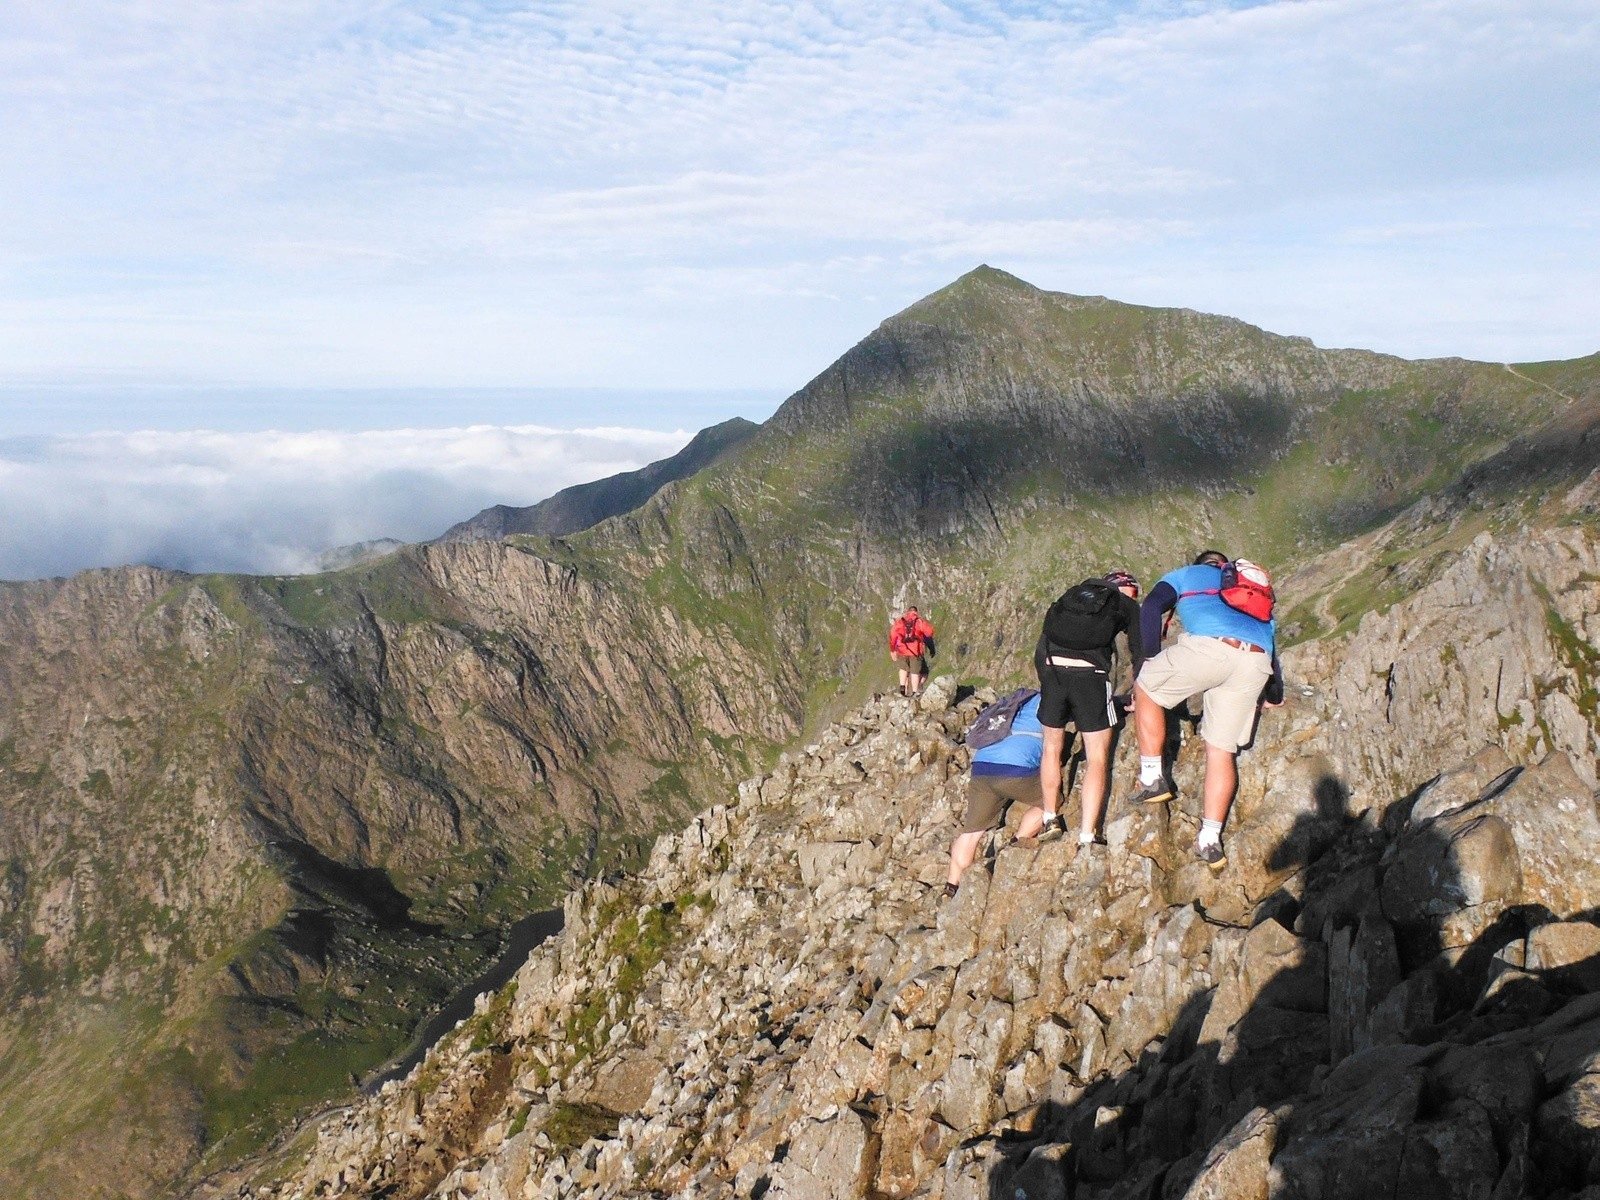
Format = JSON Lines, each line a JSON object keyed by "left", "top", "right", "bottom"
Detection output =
{"left": 576, "top": 265, "right": 1596, "bottom": 709}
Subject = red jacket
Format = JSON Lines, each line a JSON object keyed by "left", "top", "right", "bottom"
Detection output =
{"left": 889, "top": 612, "right": 934, "bottom": 656}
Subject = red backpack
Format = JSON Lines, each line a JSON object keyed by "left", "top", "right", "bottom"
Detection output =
{"left": 1182, "top": 559, "right": 1275, "bottom": 621}
{"left": 893, "top": 614, "right": 925, "bottom": 654}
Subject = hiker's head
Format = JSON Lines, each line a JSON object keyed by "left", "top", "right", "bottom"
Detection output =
{"left": 905, "top": 606, "right": 919, "bottom": 616}
{"left": 1104, "top": 569, "right": 1140, "bottom": 598}
{"left": 1193, "top": 549, "right": 1228, "bottom": 568}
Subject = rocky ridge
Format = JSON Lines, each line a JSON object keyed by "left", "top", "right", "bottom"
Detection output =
{"left": 439, "top": 418, "right": 759, "bottom": 543}
{"left": 4, "top": 267, "right": 1596, "bottom": 1197}
{"left": 236, "top": 511, "right": 1600, "bottom": 1200}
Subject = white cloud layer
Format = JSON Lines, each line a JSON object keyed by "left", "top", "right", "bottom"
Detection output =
{"left": 0, "top": 424, "right": 690, "bottom": 580}
{"left": 0, "top": 0, "right": 1596, "bottom": 406}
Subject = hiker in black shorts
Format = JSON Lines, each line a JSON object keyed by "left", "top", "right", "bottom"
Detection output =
{"left": 1032, "top": 570, "right": 1144, "bottom": 848}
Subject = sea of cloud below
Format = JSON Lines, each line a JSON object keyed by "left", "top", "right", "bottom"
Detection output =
{"left": 0, "top": 424, "right": 691, "bottom": 582}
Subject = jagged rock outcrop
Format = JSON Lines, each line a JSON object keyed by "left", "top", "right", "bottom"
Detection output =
{"left": 231, "top": 516, "right": 1600, "bottom": 1200}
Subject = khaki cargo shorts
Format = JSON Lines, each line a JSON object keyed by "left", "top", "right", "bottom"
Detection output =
{"left": 961, "top": 774, "right": 1039, "bottom": 833}
{"left": 1135, "top": 633, "right": 1272, "bottom": 753}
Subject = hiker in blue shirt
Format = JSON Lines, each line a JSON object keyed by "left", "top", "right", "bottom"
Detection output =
{"left": 1127, "top": 550, "right": 1284, "bottom": 869}
{"left": 945, "top": 691, "right": 1058, "bottom": 898}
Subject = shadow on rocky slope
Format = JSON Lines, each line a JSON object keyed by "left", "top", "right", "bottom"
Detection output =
{"left": 807, "top": 400, "right": 1297, "bottom": 542}
{"left": 975, "top": 754, "right": 1600, "bottom": 1200}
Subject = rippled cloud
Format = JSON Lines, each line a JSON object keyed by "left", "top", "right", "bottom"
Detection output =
{"left": 0, "top": 424, "right": 690, "bottom": 581}
{"left": 1, "top": 0, "right": 1595, "bottom": 404}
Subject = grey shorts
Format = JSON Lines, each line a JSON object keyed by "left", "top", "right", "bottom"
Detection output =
{"left": 961, "top": 774, "right": 1038, "bottom": 833}
{"left": 1136, "top": 633, "right": 1272, "bottom": 753}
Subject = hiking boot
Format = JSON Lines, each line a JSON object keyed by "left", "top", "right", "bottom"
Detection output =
{"left": 1036, "top": 819, "right": 1065, "bottom": 844}
{"left": 1194, "top": 840, "right": 1227, "bottom": 871}
{"left": 943, "top": 881, "right": 959, "bottom": 899}
{"left": 1127, "top": 778, "right": 1175, "bottom": 805}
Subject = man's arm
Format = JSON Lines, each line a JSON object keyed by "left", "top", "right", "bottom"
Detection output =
{"left": 1140, "top": 581, "right": 1179, "bottom": 657}
{"left": 1120, "top": 593, "right": 1146, "bottom": 676}
{"left": 1262, "top": 653, "right": 1285, "bottom": 707}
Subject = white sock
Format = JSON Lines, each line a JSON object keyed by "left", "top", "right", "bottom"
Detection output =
{"left": 1041, "top": 810, "right": 1058, "bottom": 828}
{"left": 1078, "top": 829, "right": 1095, "bottom": 845}
{"left": 1139, "top": 756, "right": 1163, "bottom": 785}
{"left": 1199, "top": 818, "right": 1223, "bottom": 848}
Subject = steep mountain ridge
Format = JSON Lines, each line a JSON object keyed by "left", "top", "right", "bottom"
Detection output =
{"left": 1, "top": 267, "right": 1596, "bottom": 1197}
{"left": 439, "top": 417, "right": 759, "bottom": 542}
{"left": 227, "top": 484, "right": 1600, "bottom": 1200}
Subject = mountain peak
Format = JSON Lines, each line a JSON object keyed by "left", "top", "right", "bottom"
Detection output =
{"left": 948, "top": 262, "right": 1039, "bottom": 292}
{"left": 894, "top": 263, "right": 1054, "bottom": 325}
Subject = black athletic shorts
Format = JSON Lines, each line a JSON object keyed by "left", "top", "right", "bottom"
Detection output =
{"left": 1034, "top": 646, "right": 1117, "bottom": 734}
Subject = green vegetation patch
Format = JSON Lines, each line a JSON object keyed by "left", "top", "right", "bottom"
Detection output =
{"left": 563, "top": 894, "right": 701, "bottom": 1066}
{"left": 256, "top": 555, "right": 448, "bottom": 629}
{"left": 197, "top": 1029, "right": 396, "bottom": 1159}
{"left": 1544, "top": 603, "right": 1600, "bottom": 722}
{"left": 544, "top": 1102, "right": 621, "bottom": 1151}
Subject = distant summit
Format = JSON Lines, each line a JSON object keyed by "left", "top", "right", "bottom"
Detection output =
{"left": 437, "top": 416, "right": 758, "bottom": 542}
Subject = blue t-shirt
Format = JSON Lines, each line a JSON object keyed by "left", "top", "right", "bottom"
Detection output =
{"left": 972, "top": 694, "right": 1044, "bottom": 776}
{"left": 1157, "top": 563, "right": 1276, "bottom": 653}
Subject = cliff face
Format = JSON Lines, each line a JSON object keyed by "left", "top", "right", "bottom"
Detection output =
{"left": 233, "top": 498, "right": 1600, "bottom": 1200}
{"left": 2, "top": 267, "right": 1596, "bottom": 1197}
{"left": 0, "top": 539, "right": 801, "bottom": 1198}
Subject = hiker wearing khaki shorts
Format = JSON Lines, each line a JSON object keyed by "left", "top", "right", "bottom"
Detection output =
{"left": 946, "top": 690, "right": 1052, "bottom": 898}
{"left": 1127, "top": 550, "right": 1284, "bottom": 869}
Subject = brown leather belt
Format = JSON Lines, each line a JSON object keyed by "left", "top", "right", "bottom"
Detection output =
{"left": 1218, "top": 636, "right": 1266, "bottom": 654}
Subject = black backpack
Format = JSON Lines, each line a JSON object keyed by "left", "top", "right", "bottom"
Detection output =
{"left": 1042, "top": 578, "right": 1122, "bottom": 651}
{"left": 966, "top": 687, "right": 1039, "bottom": 750}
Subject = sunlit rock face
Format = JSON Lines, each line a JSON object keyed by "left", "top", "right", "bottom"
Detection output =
{"left": 245, "top": 506, "right": 1600, "bottom": 1200}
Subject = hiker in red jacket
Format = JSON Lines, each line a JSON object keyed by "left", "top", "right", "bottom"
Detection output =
{"left": 889, "top": 606, "right": 935, "bottom": 696}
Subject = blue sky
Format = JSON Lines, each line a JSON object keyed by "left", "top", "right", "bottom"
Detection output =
{"left": 1, "top": 1, "right": 1596, "bottom": 577}
{"left": 4, "top": 0, "right": 1596, "bottom": 410}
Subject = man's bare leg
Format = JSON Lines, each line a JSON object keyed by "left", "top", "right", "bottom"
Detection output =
{"left": 1028, "top": 724, "right": 1068, "bottom": 838}
{"left": 1077, "top": 728, "right": 1114, "bottom": 840}
{"left": 947, "top": 829, "right": 986, "bottom": 887}
{"left": 1134, "top": 682, "right": 1166, "bottom": 758}
{"left": 1202, "top": 742, "right": 1237, "bottom": 825}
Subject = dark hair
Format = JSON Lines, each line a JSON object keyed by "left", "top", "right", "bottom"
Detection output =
{"left": 1193, "top": 549, "right": 1228, "bottom": 567}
